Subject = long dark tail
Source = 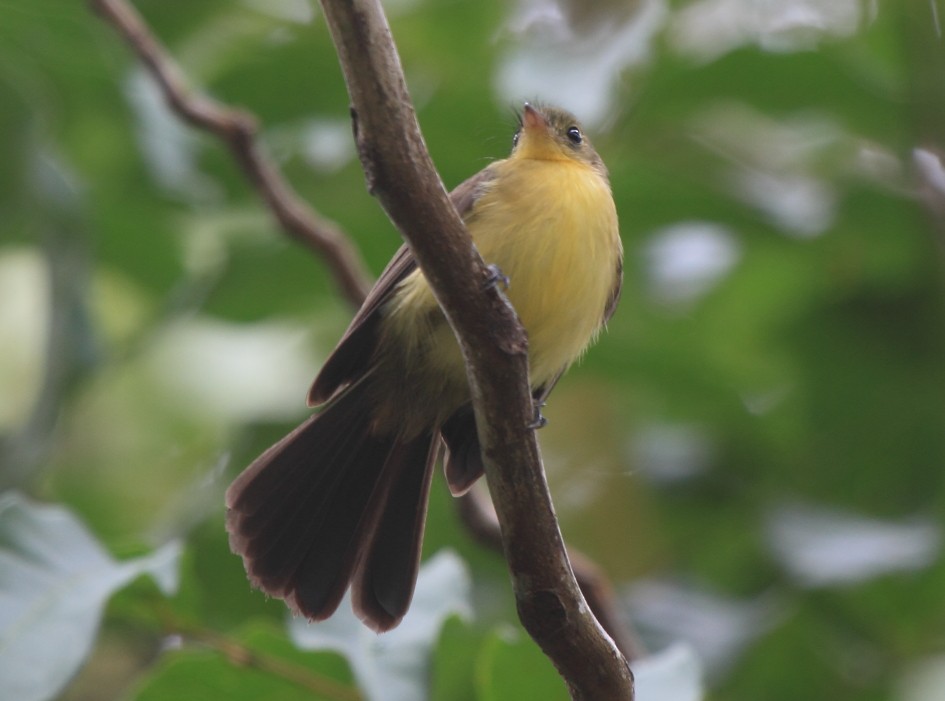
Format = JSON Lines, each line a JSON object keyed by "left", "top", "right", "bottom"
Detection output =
{"left": 225, "top": 383, "right": 438, "bottom": 632}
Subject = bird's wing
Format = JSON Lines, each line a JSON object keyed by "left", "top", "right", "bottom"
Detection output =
{"left": 603, "top": 257, "right": 623, "bottom": 325}
{"left": 308, "top": 164, "right": 500, "bottom": 405}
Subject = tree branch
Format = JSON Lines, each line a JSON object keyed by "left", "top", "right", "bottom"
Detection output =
{"left": 457, "top": 490, "right": 646, "bottom": 662}
{"left": 317, "top": 1, "right": 634, "bottom": 697}
{"left": 88, "top": 0, "right": 372, "bottom": 307}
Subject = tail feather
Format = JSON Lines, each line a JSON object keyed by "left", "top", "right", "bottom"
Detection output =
{"left": 250, "top": 433, "right": 388, "bottom": 599}
{"left": 441, "top": 405, "right": 484, "bottom": 496}
{"left": 232, "top": 425, "right": 356, "bottom": 558}
{"left": 352, "top": 435, "right": 438, "bottom": 630}
{"left": 226, "top": 390, "right": 365, "bottom": 577}
{"left": 236, "top": 414, "right": 375, "bottom": 562}
{"left": 225, "top": 382, "right": 438, "bottom": 628}
{"left": 227, "top": 390, "right": 364, "bottom": 517}
{"left": 283, "top": 436, "right": 395, "bottom": 619}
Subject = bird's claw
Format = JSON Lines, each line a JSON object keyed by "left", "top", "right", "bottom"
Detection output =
{"left": 484, "top": 264, "right": 510, "bottom": 291}
{"left": 527, "top": 405, "right": 548, "bottom": 430}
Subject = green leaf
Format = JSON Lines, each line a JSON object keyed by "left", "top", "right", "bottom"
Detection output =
{"left": 430, "top": 615, "right": 485, "bottom": 701}
{"left": 0, "top": 492, "right": 181, "bottom": 701}
{"left": 289, "top": 550, "right": 471, "bottom": 701}
{"left": 475, "top": 626, "right": 568, "bottom": 701}
{"left": 130, "top": 621, "right": 354, "bottom": 701}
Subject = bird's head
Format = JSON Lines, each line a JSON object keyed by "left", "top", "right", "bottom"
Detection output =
{"left": 510, "top": 102, "right": 605, "bottom": 175}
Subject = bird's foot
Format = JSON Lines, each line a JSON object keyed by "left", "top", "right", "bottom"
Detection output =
{"left": 484, "top": 263, "right": 510, "bottom": 291}
{"left": 527, "top": 402, "right": 548, "bottom": 430}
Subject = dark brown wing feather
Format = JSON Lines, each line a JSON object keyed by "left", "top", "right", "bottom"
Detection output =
{"left": 308, "top": 164, "right": 500, "bottom": 406}
{"left": 307, "top": 245, "right": 416, "bottom": 405}
{"left": 603, "top": 257, "right": 623, "bottom": 325}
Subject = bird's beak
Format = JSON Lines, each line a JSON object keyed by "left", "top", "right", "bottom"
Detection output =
{"left": 514, "top": 102, "right": 559, "bottom": 161}
{"left": 522, "top": 103, "right": 548, "bottom": 132}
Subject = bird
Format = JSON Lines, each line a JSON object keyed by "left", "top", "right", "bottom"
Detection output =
{"left": 225, "top": 102, "right": 622, "bottom": 632}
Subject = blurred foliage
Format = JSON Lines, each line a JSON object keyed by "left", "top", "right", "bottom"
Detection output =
{"left": 2, "top": 0, "right": 945, "bottom": 700}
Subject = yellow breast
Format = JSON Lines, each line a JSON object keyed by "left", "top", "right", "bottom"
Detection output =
{"left": 469, "top": 157, "right": 620, "bottom": 386}
{"left": 384, "top": 155, "right": 620, "bottom": 403}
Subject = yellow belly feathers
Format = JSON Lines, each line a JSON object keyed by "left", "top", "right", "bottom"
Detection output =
{"left": 380, "top": 155, "right": 620, "bottom": 428}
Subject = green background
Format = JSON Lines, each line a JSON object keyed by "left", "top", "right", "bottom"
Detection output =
{"left": 2, "top": 0, "right": 944, "bottom": 699}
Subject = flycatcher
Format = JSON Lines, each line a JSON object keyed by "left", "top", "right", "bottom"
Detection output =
{"left": 226, "top": 102, "right": 622, "bottom": 632}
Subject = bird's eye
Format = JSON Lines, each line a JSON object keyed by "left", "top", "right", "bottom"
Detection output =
{"left": 566, "top": 126, "right": 582, "bottom": 145}
{"left": 512, "top": 129, "right": 521, "bottom": 148}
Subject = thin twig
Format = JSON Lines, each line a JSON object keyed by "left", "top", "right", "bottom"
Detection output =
{"left": 88, "top": 0, "right": 371, "bottom": 307}
{"left": 317, "top": 1, "right": 634, "bottom": 698}
{"left": 188, "top": 629, "right": 363, "bottom": 701}
{"left": 152, "top": 601, "right": 363, "bottom": 701}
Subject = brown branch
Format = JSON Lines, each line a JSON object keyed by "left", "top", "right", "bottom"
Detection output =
{"left": 317, "top": 1, "right": 634, "bottom": 698}
{"left": 88, "top": 0, "right": 372, "bottom": 307}
{"left": 457, "top": 491, "right": 647, "bottom": 662}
